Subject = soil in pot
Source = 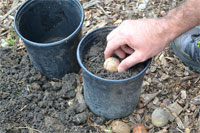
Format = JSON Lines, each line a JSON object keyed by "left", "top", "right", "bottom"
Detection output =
{"left": 83, "top": 39, "right": 145, "bottom": 80}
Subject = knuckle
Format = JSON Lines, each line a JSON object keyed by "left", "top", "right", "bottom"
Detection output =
{"left": 137, "top": 53, "right": 146, "bottom": 62}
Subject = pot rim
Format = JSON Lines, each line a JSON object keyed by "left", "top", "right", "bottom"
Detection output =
{"left": 14, "top": 0, "right": 85, "bottom": 47}
{"left": 77, "top": 26, "right": 152, "bottom": 82}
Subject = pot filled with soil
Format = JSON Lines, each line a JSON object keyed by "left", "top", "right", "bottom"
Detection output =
{"left": 14, "top": 0, "right": 84, "bottom": 79}
{"left": 77, "top": 26, "right": 152, "bottom": 119}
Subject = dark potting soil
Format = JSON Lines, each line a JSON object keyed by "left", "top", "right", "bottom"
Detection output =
{"left": 0, "top": 44, "right": 102, "bottom": 132}
{"left": 83, "top": 40, "right": 145, "bottom": 80}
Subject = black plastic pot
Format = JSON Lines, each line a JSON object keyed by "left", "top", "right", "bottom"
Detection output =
{"left": 77, "top": 26, "right": 152, "bottom": 119}
{"left": 14, "top": 0, "right": 84, "bottom": 79}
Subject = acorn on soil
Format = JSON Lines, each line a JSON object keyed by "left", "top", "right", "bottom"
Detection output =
{"left": 104, "top": 57, "right": 120, "bottom": 72}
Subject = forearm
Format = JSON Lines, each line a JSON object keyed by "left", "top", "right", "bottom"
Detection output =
{"left": 159, "top": 0, "right": 200, "bottom": 43}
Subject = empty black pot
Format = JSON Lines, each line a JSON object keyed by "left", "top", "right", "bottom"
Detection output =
{"left": 14, "top": 0, "right": 84, "bottom": 79}
{"left": 77, "top": 26, "right": 152, "bottom": 119}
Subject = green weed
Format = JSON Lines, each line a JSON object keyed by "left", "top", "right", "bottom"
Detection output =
{"left": 6, "top": 28, "right": 15, "bottom": 46}
{"left": 106, "top": 126, "right": 112, "bottom": 133}
{"left": 197, "top": 41, "right": 200, "bottom": 48}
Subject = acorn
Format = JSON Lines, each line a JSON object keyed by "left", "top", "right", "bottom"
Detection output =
{"left": 104, "top": 57, "right": 120, "bottom": 72}
{"left": 133, "top": 124, "right": 148, "bottom": 133}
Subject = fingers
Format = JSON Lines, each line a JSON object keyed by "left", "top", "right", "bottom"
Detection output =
{"left": 114, "top": 48, "right": 126, "bottom": 59}
{"left": 107, "top": 28, "right": 118, "bottom": 41}
{"left": 104, "top": 36, "right": 126, "bottom": 59}
{"left": 118, "top": 52, "right": 145, "bottom": 73}
{"left": 121, "top": 45, "right": 134, "bottom": 54}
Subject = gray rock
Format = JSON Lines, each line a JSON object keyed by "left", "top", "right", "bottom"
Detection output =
{"left": 50, "top": 81, "right": 62, "bottom": 91}
{"left": 75, "top": 103, "right": 87, "bottom": 113}
{"left": 31, "top": 82, "right": 40, "bottom": 90}
{"left": 42, "top": 83, "right": 52, "bottom": 90}
{"left": 152, "top": 108, "right": 169, "bottom": 127}
{"left": 62, "top": 73, "right": 78, "bottom": 91}
{"left": 95, "top": 117, "right": 106, "bottom": 125}
{"left": 73, "top": 112, "right": 88, "bottom": 125}
{"left": 45, "top": 116, "right": 64, "bottom": 133}
{"left": 61, "top": 89, "right": 76, "bottom": 99}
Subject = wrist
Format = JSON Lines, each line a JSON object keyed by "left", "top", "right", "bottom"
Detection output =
{"left": 154, "top": 18, "right": 175, "bottom": 47}
{"left": 162, "top": 0, "right": 200, "bottom": 41}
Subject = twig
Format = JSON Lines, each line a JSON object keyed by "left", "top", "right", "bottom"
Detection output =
{"left": 0, "top": 24, "right": 9, "bottom": 30}
{"left": 19, "top": 105, "right": 28, "bottom": 112}
{"left": 180, "top": 74, "right": 200, "bottom": 81}
{"left": 195, "top": 76, "right": 200, "bottom": 83}
{"left": 176, "top": 128, "right": 184, "bottom": 133}
{"left": 15, "top": 127, "right": 42, "bottom": 133}
{"left": 0, "top": 91, "right": 9, "bottom": 95}
{"left": 16, "top": 46, "right": 25, "bottom": 51}
{"left": 11, "top": 0, "right": 19, "bottom": 9}
{"left": 96, "top": 3, "right": 113, "bottom": 19}
{"left": 83, "top": 0, "right": 100, "bottom": 9}
{"left": 0, "top": 30, "right": 9, "bottom": 37}
{"left": 0, "top": 3, "right": 21, "bottom": 21}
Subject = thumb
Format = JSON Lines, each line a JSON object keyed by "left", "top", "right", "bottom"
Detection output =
{"left": 118, "top": 52, "right": 144, "bottom": 73}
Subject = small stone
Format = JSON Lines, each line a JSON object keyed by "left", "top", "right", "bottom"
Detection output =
{"left": 75, "top": 103, "right": 87, "bottom": 113}
{"left": 45, "top": 116, "right": 64, "bottom": 132}
{"left": 151, "top": 108, "right": 169, "bottom": 127}
{"left": 73, "top": 112, "right": 88, "bottom": 125}
{"left": 160, "top": 74, "right": 169, "bottom": 81}
{"left": 178, "top": 99, "right": 186, "bottom": 106}
{"left": 184, "top": 71, "right": 189, "bottom": 76}
{"left": 111, "top": 120, "right": 131, "bottom": 133}
{"left": 62, "top": 73, "right": 77, "bottom": 91}
{"left": 190, "top": 104, "right": 197, "bottom": 111}
{"left": 145, "top": 114, "right": 151, "bottom": 120}
{"left": 133, "top": 124, "right": 147, "bottom": 133}
{"left": 150, "top": 66, "right": 157, "bottom": 72}
{"left": 42, "top": 83, "right": 52, "bottom": 90}
{"left": 180, "top": 90, "right": 187, "bottom": 99}
{"left": 137, "top": 109, "right": 145, "bottom": 114}
{"left": 31, "top": 82, "right": 40, "bottom": 90}
{"left": 138, "top": 3, "right": 147, "bottom": 10}
{"left": 95, "top": 117, "right": 106, "bottom": 125}
{"left": 50, "top": 81, "right": 62, "bottom": 91}
{"left": 153, "top": 97, "right": 160, "bottom": 105}
{"left": 135, "top": 114, "right": 142, "bottom": 122}
{"left": 137, "top": 103, "right": 144, "bottom": 109}
{"left": 60, "top": 89, "right": 76, "bottom": 99}
{"left": 65, "top": 90, "right": 76, "bottom": 99}
{"left": 191, "top": 95, "right": 200, "bottom": 105}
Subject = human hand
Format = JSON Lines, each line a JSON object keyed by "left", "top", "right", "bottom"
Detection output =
{"left": 104, "top": 19, "right": 172, "bottom": 72}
